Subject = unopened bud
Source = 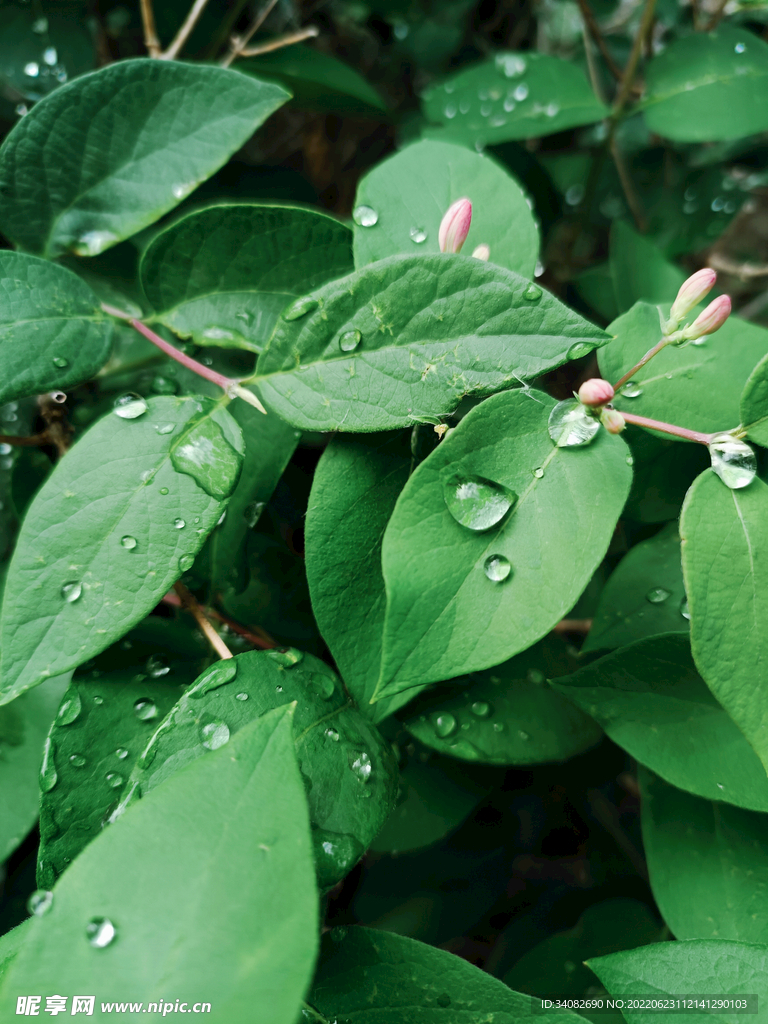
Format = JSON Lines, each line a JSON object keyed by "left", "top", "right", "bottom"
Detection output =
{"left": 439, "top": 197, "right": 472, "bottom": 254}
{"left": 669, "top": 268, "right": 717, "bottom": 325}
{"left": 600, "top": 407, "right": 626, "bottom": 434}
{"left": 682, "top": 294, "right": 732, "bottom": 342}
{"left": 578, "top": 378, "right": 614, "bottom": 408}
{"left": 472, "top": 243, "right": 490, "bottom": 261}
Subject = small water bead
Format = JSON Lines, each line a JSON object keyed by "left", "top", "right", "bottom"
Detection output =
{"left": 496, "top": 53, "right": 527, "bottom": 77}
{"left": 442, "top": 473, "right": 516, "bottom": 531}
{"left": 646, "top": 587, "right": 670, "bottom": 604}
{"left": 680, "top": 598, "right": 691, "bottom": 621}
{"left": 484, "top": 554, "right": 512, "bottom": 582}
{"left": 471, "top": 701, "right": 492, "bottom": 718}
{"left": 43, "top": 47, "right": 58, "bottom": 65}
{"left": 93, "top": 696, "right": 104, "bottom": 705}
{"left": 565, "top": 184, "right": 585, "bottom": 207}
{"left": 156, "top": 423, "right": 175, "bottom": 436}
{"left": 266, "top": 647, "right": 304, "bottom": 668}
{"left": 626, "top": 454, "right": 634, "bottom": 467}
{"left": 178, "top": 554, "right": 195, "bottom": 572}
{"left": 493, "top": 721, "right": 505, "bottom": 732}
{"left": 119, "top": 536, "right": 138, "bottom": 553}
{"left": 533, "top": 467, "right": 545, "bottom": 479}
{"left": 87, "top": 917, "right": 117, "bottom": 948}
{"left": 24, "top": 61, "right": 39, "bottom": 77}
{"left": 244, "top": 500, "right": 265, "bottom": 527}
{"left": 115, "top": 748, "right": 129, "bottom": 759}
{"left": 480, "top": 102, "right": 492, "bottom": 117}
{"left": 113, "top": 393, "right": 148, "bottom": 419}
{"left": 134, "top": 699, "right": 158, "bottom": 722}
{"left": 433, "top": 713, "right": 458, "bottom": 739}
{"left": 151, "top": 375, "right": 177, "bottom": 395}
{"left": 52, "top": 355, "right": 68, "bottom": 368}
{"left": 61, "top": 581, "right": 82, "bottom": 603}
{"left": 444, "top": 102, "right": 458, "bottom": 119}
{"left": 325, "top": 727, "right": 340, "bottom": 742}
{"left": 503, "top": 97, "right": 516, "bottom": 112}
{"left": 40, "top": 737, "right": 58, "bottom": 793}
{"left": 173, "top": 518, "right": 186, "bottom": 530}
{"left": 708, "top": 434, "right": 757, "bottom": 489}
{"left": 105, "top": 772, "right": 123, "bottom": 788}
{"left": 57, "top": 692, "right": 82, "bottom": 726}
{"left": 523, "top": 283, "right": 542, "bottom": 301}
{"left": 283, "top": 296, "right": 318, "bottom": 321}
{"left": 339, "top": 329, "right": 362, "bottom": 353}
{"left": 621, "top": 382, "right": 643, "bottom": 398}
{"left": 517, "top": 729, "right": 530, "bottom": 741}
{"left": 146, "top": 655, "right": 170, "bottom": 678}
{"left": 735, "top": 41, "right": 746, "bottom": 53}
{"left": 28, "top": 890, "right": 53, "bottom": 917}
{"left": 201, "top": 720, "right": 230, "bottom": 750}
{"left": 349, "top": 750, "right": 373, "bottom": 784}
{"left": 32, "top": 16, "right": 48, "bottom": 32}
{"left": 548, "top": 399, "right": 600, "bottom": 447}
{"left": 69, "top": 754, "right": 86, "bottom": 768}
{"left": 513, "top": 83, "right": 529, "bottom": 101}
{"left": 545, "top": 102, "right": 560, "bottom": 117}
{"left": 352, "top": 205, "right": 379, "bottom": 228}
{"left": 235, "top": 692, "right": 249, "bottom": 701}
{"left": 409, "top": 227, "right": 427, "bottom": 244}
{"left": 527, "top": 668, "right": 546, "bottom": 685}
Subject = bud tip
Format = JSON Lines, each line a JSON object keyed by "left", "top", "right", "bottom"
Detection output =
{"left": 439, "top": 197, "right": 472, "bottom": 254}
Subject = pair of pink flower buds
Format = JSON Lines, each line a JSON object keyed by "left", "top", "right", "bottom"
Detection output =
{"left": 438, "top": 197, "right": 489, "bottom": 261}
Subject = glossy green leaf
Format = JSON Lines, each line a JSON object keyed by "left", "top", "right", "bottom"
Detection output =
{"left": 0, "top": 396, "right": 244, "bottom": 704}
{"left": 610, "top": 221, "right": 685, "bottom": 315}
{"left": 584, "top": 523, "right": 688, "bottom": 653}
{"left": 0, "top": 921, "right": 31, "bottom": 984}
{"left": 141, "top": 204, "right": 354, "bottom": 353}
{"left": 641, "top": 768, "right": 768, "bottom": 944}
{"left": 252, "top": 253, "right": 608, "bottom": 431}
{"left": 740, "top": 352, "right": 768, "bottom": 447}
{"left": 374, "top": 389, "right": 631, "bottom": 701}
{"left": 0, "top": 252, "right": 114, "bottom": 405}
{"left": 118, "top": 649, "right": 397, "bottom": 890}
{"left": 0, "top": 707, "right": 318, "bottom": 1024}
{"left": 422, "top": 51, "right": 608, "bottom": 144}
{"left": 622, "top": 427, "right": 710, "bottom": 524}
{"left": 644, "top": 28, "right": 768, "bottom": 143}
{"left": 599, "top": 302, "right": 768, "bottom": 436}
{"left": 241, "top": 44, "right": 386, "bottom": 115}
{"left": 0, "top": 675, "right": 68, "bottom": 862}
{"left": 588, "top": 939, "right": 768, "bottom": 1024}
{"left": 0, "top": 5, "right": 94, "bottom": 103}
{"left": 0, "top": 59, "right": 289, "bottom": 258}
{"left": 402, "top": 636, "right": 602, "bottom": 764}
{"left": 305, "top": 925, "right": 588, "bottom": 1024}
{"left": 37, "top": 619, "right": 202, "bottom": 888}
{"left": 305, "top": 432, "right": 414, "bottom": 721}
{"left": 552, "top": 634, "right": 768, "bottom": 812}
{"left": 352, "top": 139, "right": 539, "bottom": 277}
{"left": 681, "top": 470, "right": 768, "bottom": 774}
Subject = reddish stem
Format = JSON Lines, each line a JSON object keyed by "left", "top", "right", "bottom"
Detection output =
{"left": 620, "top": 410, "right": 713, "bottom": 445}
{"left": 612, "top": 337, "right": 669, "bottom": 391}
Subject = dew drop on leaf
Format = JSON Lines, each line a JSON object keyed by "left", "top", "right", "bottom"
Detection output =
{"left": 735, "top": 41, "right": 746, "bottom": 53}
{"left": 134, "top": 699, "right": 158, "bottom": 722}
{"left": 156, "top": 423, "right": 175, "bottom": 436}
{"left": 493, "top": 721, "right": 505, "bottom": 732}
{"left": 433, "top": 713, "right": 458, "bottom": 738}
{"left": 52, "top": 355, "right": 68, "bottom": 368}
{"left": 532, "top": 467, "right": 545, "bottom": 479}
{"left": 523, "top": 283, "right": 542, "bottom": 301}
{"left": 352, "top": 205, "right": 378, "bottom": 227}
{"left": 244, "top": 500, "right": 265, "bottom": 527}
{"left": 40, "top": 737, "right": 58, "bottom": 793}
{"left": 61, "top": 581, "right": 82, "bottom": 603}
{"left": 513, "top": 83, "right": 529, "bottom": 101}
{"left": 57, "top": 691, "right": 82, "bottom": 726}
{"left": 325, "top": 727, "right": 340, "bottom": 742}
{"left": 646, "top": 587, "right": 671, "bottom": 604}
{"left": 339, "top": 329, "right": 362, "bottom": 352}
{"left": 43, "top": 47, "right": 57, "bottom": 65}
{"left": 159, "top": 487, "right": 169, "bottom": 495}
{"left": 50, "top": 391, "right": 67, "bottom": 404}
{"left": 283, "top": 296, "right": 318, "bottom": 321}
{"left": 471, "top": 700, "right": 492, "bottom": 718}
{"left": 442, "top": 472, "right": 516, "bottom": 531}
{"left": 566, "top": 341, "right": 592, "bottom": 360}
{"left": 178, "top": 554, "right": 195, "bottom": 572}
{"left": 409, "top": 227, "right": 427, "bottom": 244}
{"left": 548, "top": 399, "right": 600, "bottom": 447}
{"left": 235, "top": 692, "right": 249, "bottom": 701}
{"left": 266, "top": 647, "right": 304, "bottom": 668}
{"left": 146, "top": 655, "right": 170, "bottom": 678}
{"left": 680, "top": 597, "right": 691, "bottom": 620}
{"left": 621, "top": 382, "right": 643, "bottom": 398}
{"left": 27, "top": 890, "right": 53, "bottom": 916}
{"left": 173, "top": 518, "right": 186, "bottom": 530}
{"left": 86, "top": 917, "right": 116, "bottom": 948}
{"left": 105, "top": 772, "right": 123, "bottom": 788}
{"left": 708, "top": 433, "right": 757, "bottom": 489}
{"left": 349, "top": 750, "right": 373, "bottom": 785}
{"left": 483, "top": 554, "right": 512, "bottom": 582}
{"left": 200, "top": 720, "right": 230, "bottom": 750}
{"left": 517, "top": 729, "right": 530, "bottom": 740}
{"left": 120, "top": 535, "right": 137, "bottom": 551}
{"left": 170, "top": 415, "right": 240, "bottom": 500}
{"left": 24, "top": 62, "right": 39, "bottom": 77}
{"left": 191, "top": 660, "right": 238, "bottom": 697}
{"left": 69, "top": 753, "right": 86, "bottom": 767}
{"left": 527, "top": 668, "right": 546, "bottom": 684}
{"left": 309, "top": 672, "right": 336, "bottom": 700}
{"left": 115, "top": 748, "right": 129, "bottom": 759}
{"left": 113, "top": 393, "right": 148, "bottom": 419}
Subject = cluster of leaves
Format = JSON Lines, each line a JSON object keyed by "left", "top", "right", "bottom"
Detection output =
{"left": 1, "top": 0, "right": 768, "bottom": 1021}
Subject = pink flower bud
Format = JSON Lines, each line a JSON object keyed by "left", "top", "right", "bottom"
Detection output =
{"left": 682, "top": 294, "right": 732, "bottom": 341}
{"left": 472, "top": 243, "right": 490, "bottom": 261}
{"left": 669, "top": 268, "right": 717, "bottom": 324}
{"left": 600, "top": 407, "right": 626, "bottom": 434}
{"left": 439, "top": 197, "right": 472, "bottom": 254}
{"left": 578, "top": 378, "right": 615, "bottom": 408}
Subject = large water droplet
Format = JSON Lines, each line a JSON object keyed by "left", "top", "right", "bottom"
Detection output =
{"left": 61, "top": 581, "right": 82, "bottom": 603}
{"left": 339, "top": 329, "right": 362, "bottom": 352}
{"left": 442, "top": 473, "right": 516, "bottom": 531}
{"left": 646, "top": 587, "right": 670, "bottom": 604}
{"left": 353, "top": 205, "right": 378, "bottom": 227}
{"left": 120, "top": 535, "right": 137, "bottom": 551}
{"left": 40, "top": 737, "right": 58, "bottom": 793}
{"left": 471, "top": 700, "right": 492, "bottom": 718}
{"left": 566, "top": 341, "right": 592, "bottom": 360}
{"left": 201, "top": 720, "right": 230, "bottom": 750}
{"left": 708, "top": 434, "right": 757, "bottom": 489}
{"left": 86, "top": 917, "right": 116, "bottom": 948}
{"left": 548, "top": 399, "right": 600, "bottom": 447}
{"left": 134, "top": 699, "right": 158, "bottom": 722}
{"left": 309, "top": 672, "right": 336, "bottom": 700}
{"left": 191, "top": 660, "right": 238, "bottom": 697}
{"left": 105, "top": 772, "right": 123, "bottom": 789}
{"left": 620, "top": 382, "right": 642, "bottom": 400}
{"left": 178, "top": 554, "right": 195, "bottom": 572}
{"left": 57, "top": 691, "right": 82, "bottom": 726}
{"left": 349, "top": 750, "right": 373, "bottom": 784}
{"left": 433, "top": 713, "right": 458, "bottom": 738}
{"left": 410, "top": 227, "right": 427, "bottom": 244}
{"left": 113, "top": 393, "right": 147, "bottom": 419}
{"left": 28, "top": 890, "right": 53, "bottom": 916}
{"left": 170, "top": 414, "right": 240, "bottom": 500}
{"left": 523, "top": 283, "right": 542, "bottom": 301}
{"left": 266, "top": 648, "right": 304, "bottom": 668}
{"left": 283, "top": 296, "right": 318, "bottom": 321}
{"left": 24, "top": 62, "right": 39, "bottom": 77}
{"left": 484, "top": 554, "right": 512, "bottom": 582}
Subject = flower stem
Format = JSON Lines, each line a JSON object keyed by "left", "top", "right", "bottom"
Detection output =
{"left": 612, "top": 336, "right": 669, "bottom": 391}
{"left": 173, "top": 582, "right": 233, "bottom": 660}
{"left": 620, "top": 410, "right": 713, "bottom": 445}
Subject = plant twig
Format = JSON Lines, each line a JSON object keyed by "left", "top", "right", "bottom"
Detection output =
{"left": 703, "top": 0, "right": 729, "bottom": 31}
{"left": 612, "top": 0, "right": 657, "bottom": 119}
{"left": 577, "top": 0, "right": 624, "bottom": 83}
{"left": 163, "top": 591, "right": 277, "bottom": 649}
{"left": 612, "top": 336, "right": 669, "bottom": 390}
{"left": 620, "top": 410, "right": 713, "bottom": 445}
{"left": 708, "top": 253, "right": 768, "bottom": 280}
{"left": 140, "top": 0, "right": 162, "bottom": 57}
{"left": 173, "top": 582, "right": 234, "bottom": 659}
{"left": 587, "top": 788, "right": 649, "bottom": 881}
{"left": 220, "top": 0, "right": 279, "bottom": 68}
{"left": 240, "top": 25, "right": 319, "bottom": 58}
{"left": 161, "top": 0, "right": 213, "bottom": 60}
{"left": 553, "top": 618, "right": 593, "bottom": 635}
{"left": 0, "top": 432, "right": 51, "bottom": 447}
{"left": 610, "top": 135, "right": 647, "bottom": 231}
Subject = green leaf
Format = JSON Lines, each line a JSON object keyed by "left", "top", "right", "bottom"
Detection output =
{"left": 402, "top": 636, "right": 602, "bottom": 764}
{"left": 588, "top": 939, "right": 768, "bottom": 1024}
{"left": 644, "top": 28, "right": 768, "bottom": 143}
{"left": 0, "top": 59, "right": 289, "bottom": 258}
{"left": 0, "top": 675, "right": 68, "bottom": 862}
{"left": 306, "top": 925, "right": 588, "bottom": 1023}
{"left": 583, "top": 523, "right": 688, "bottom": 653}
{"left": 241, "top": 44, "right": 386, "bottom": 115}
{"left": 0, "top": 920, "right": 31, "bottom": 984}
{"left": 0, "top": 5, "right": 94, "bottom": 103}
{"left": 305, "top": 432, "right": 415, "bottom": 721}
{"left": 140, "top": 204, "right": 354, "bottom": 353}
{"left": 0, "top": 706, "right": 319, "bottom": 1024}
{"left": 37, "top": 619, "right": 202, "bottom": 888}
{"left": 641, "top": 768, "right": 768, "bottom": 945}
{"left": 609, "top": 221, "right": 686, "bottom": 314}
{"left": 375, "top": 389, "right": 631, "bottom": 701}
{"left": 551, "top": 634, "right": 768, "bottom": 812}
{"left": 352, "top": 139, "right": 539, "bottom": 277}
{"left": 0, "top": 396, "right": 244, "bottom": 704}
{"left": 621, "top": 427, "right": 710, "bottom": 524}
{"left": 422, "top": 51, "right": 608, "bottom": 144}
{"left": 681, "top": 470, "right": 768, "bottom": 774}
{"left": 252, "top": 254, "right": 608, "bottom": 431}
{"left": 0, "top": 252, "right": 114, "bottom": 405}
{"left": 118, "top": 650, "right": 397, "bottom": 890}
{"left": 740, "top": 352, "right": 768, "bottom": 447}
{"left": 599, "top": 302, "right": 768, "bottom": 436}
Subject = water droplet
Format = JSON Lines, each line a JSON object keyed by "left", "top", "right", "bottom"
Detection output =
{"left": 40, "top": 737, "right": 58, "bottom": 792}
{"left": 545, "top": 102, "right": 560, "bottom": 117}
{"left": 433, "top": 713, "right": 458, "bottom": 738}
{"left": 69, "top": 754, "right": 86, "bottom": 768}
{"left": 32, "top": 16, "right": 48, "bottom": 32}
{"left": 200, "top": 720, "right": 230, "bottom": 751}
{"left": 243, "top": 500, "right": 265, "bottom": 528}
{"left": 565, "top": 184, "right": 585, "bottom": 206}
{"left": 115, "top": 748, "right": 128, "bottom": 759}
{"left": 145, "top": 655, "right": 170, "bottom": 679}
{"left": 442, "top": 473, "right": 516, "bottom": 531}
{"left": 283, "top": 296, "right": 318, "bottom": 321}
{"left": 471, "top": 700, "right": 491, "bottom": 718}
{"left": 735, "top": 41, "right": 746, "bottom": 53}
{"left": 325, "top": 727, "right": 340, "bottom": 742}
{"left": 113, "top": 393, "right": 147, "bottom": 419}
{"left": 493, "top": 721, "right": 505, "bottom": 732}
{"left": 86, "top": 917, "right": 116, "bottom": 948}
{"left": 42, "top": 46, "right": 57, "bottom": 66}
{"left": 156, "top": 423, "right": 175, "bottom": 436}
{"left": 352, "top": 205, "right": 378, "bottom": 227}
{"left": 105, "top": 772, "right": 123, "bottom": 788}
{"left": 548, "top": 399, "right": 600, "bottom": 447}
{"left": 513, "top": 83, "right": 529, "bottom": 101}
{"left": 93, "top": 696, "right": 104, "bottom": 705}
{"left": 504, "top": 96, "right": 516, "bottom": 112}
{"left": 708, "top": 434, "right": 757, "bottom": 489}
{"left": 626, "top": 454, "right": 634, "bottom": 467}
{"left": 309, "top": 673, "right": 336, "bottom": 700}
{"left": 178, "top": 554, "right": 195, "bottom": 572}
{"left": 24, "top": 62, "right": 39, "bottom": 77}
{"left": 523, "top": 283, "right": 542, "bottom": 301}
{"left": 409, "top": 227, "right": 427, "bottom": 244}
{"left": 266, "top": 648, "right": 304, "bottom": 668}
{"left": 680, "top": 597, "right": 691, "bottom": 620}
{"left": 339, "top": 329, "right": 362, "bottom": 352}
{"left": 484, "top": 554, "right": 512, "bottom": 582}
{"left": 51, "top": 355, "right": 68, "bottom": 368}
{"left": 173, "top": 517, "right": 186, "bottom": 530}
{"left": 646, "top": 587, "right": 671, "bottom": 604}
{"left": 496, "top": 53, "right": 526, "bottom": 77}
{"left": 349, "top": 750, "right": 373, "bottom": 783}
{"left": 134, "top": 699, "right": 158, "bottom": 722}
{"left": 15, "top": 103, "right": 27, "bottom": 117}
{"left": 533, "top": 467, "right": 545, "bottom": 479}
{"left": 437, "top": 994, "right": 452, "bottom": 1008}
{"left": 621, "top": 382, "right": 643, "bottom": 398}
{"left": 527, "top": 668, "right": 546, "bottom": 684}
{"left": 28, "top": 890, "right": 53, "bottom": 916}
{"left": 57, "top": 691, "right": 82, "bottom": 726}
{"left": 170, "top": 414, "right": 240, "bottom": 500}
{"left": 61, "top": 581, "right": 82, "bottom": 603}
{"left": 444, "top": 102, "right": 457, "bottom": 118}
{"left": 191, "top": 660, "right": 238, "bottom": 696}
{"left": 517, "top": 729, "right": 530, "bottom": 740}
{"left": 235, "top": 692, "right": 249, "bottom": 701}
{"left": 567, "top": 341, "right": 592, "bottom": 360}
